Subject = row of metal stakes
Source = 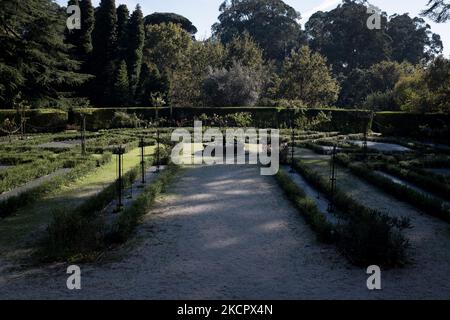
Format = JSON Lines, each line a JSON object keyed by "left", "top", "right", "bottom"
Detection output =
{"left": 114, "top": 132, "right": 161, "bottom": 212}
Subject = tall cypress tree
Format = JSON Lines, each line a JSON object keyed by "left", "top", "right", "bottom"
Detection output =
{"left": 127, "top": 5, "right": 145, "bottom": 103}
{"left": 66, "top": 0, "right": 94, "bottom": 67}
{"left": 117, "top": 4, "right": 130, "bottom": 60}
{"left": 91, "top": 0, "right": 118, "bottom": 104}
{"left": 66, "top": 0, "right": 80, "bottom": 51}
{"left": 79, "top": 0, "right": 95, "bottom": 60}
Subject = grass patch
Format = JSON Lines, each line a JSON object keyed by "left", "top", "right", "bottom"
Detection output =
{"left": 0, "top": 147, "right": 154, "bottom": 254}
{"left": 37, "top": 151, "right": 175, "bottom": 263}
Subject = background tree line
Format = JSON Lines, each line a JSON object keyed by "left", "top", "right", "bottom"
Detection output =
{"left": 0, "top": 0, "right": 449, "bottom": 113}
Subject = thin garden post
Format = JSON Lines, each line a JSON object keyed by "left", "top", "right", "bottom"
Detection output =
{"left": 290, "top": 108, "right": 296, "bottom": 173}
{"left": 115, "top": 146, "right": 125, "bottom": 211}
{"left": 81, "top": 115, "right": 87, "bottom": 156}
{"left": 140, "top": 136, "right": 145, "bottom": 184}
{"left": 328, "top": 145, "right": 337, "bottom": 213}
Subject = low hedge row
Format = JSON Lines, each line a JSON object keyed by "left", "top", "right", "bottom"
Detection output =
{"left": 69, "top": 107, "right": 373, "bottom": 133}
{"left": 38, "top": 150, "right": 174, "bottom": 262}
{"left": 335, "top": 155, "right": 450, "bottom": 223}
{"left": 291, "top": 160, "right": 410, "bottom": 267}
{"left": 376, "top": 163, "right": 450, "bottom": 201}
{"left": 110, "top": 164, "right": 180, "bottom": 242}
{"left": 0, "top": 157, "right": 67, "bottom": 194}
{"left": 275, "top": 171, "right": 334, "bottom": 243}
{"left": 0, "top": 153, "right": 112, "bottom": 218}
{"left": 38, "top": 154, "right": 155, "bottom": 261}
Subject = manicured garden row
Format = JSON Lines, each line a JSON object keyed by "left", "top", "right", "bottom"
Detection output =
{"left": 288, "top": 160, "right": 411, "bottom": 267}
{"left": 275, "top": 171, "right": 334, "bottom": 243}
{"left": 0, "top": 158, "right": 68, "bottom": 194}
{"left": 335, "top": 154, "right": 450, "bottom": 223}
{"left": 38, "top": 160, "right": 178, "bottom": 262}
{"left": 0, "top": 153, "right": 112, "bottom": 218}
{"left": 111, "top": 164, "right": 181, "bottom": 242}
{"left": 374, "top": 162, "right": 450, "bottom": 201}
{"left": 0, "top": 150, "right": 55, "bottom": 165}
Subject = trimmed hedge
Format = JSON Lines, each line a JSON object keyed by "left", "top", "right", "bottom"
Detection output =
{"left": 291, "top": 160, "right": 410, "bottom": 267}
{"left": 70, "top": 107, "right": 373, "bottom": 132}
{"left": 0, "top": 109, "right": 67, "bottom": 133}
{"left": 275, "top": 171, "right": 335, "bottom": 243}
{"left": 1, "top": 107, "right": 448, "bottom": 140}
{"left": 0, "top": 153, "right": 112, "bottom": 218}
{"left": 374, "top": 112, "right": 450, "bottom": 141}
{"left": 335, "top": 155, "right": 450, "bottom": 223}
{"left": 110, "top": 164, "right": 180, "bottom": 242}
{"left": 38, "top": 151, "right": 174, "bottom": 262}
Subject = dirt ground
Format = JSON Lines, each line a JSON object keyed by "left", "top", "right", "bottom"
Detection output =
{"left": 0, "top": 164, "right": 449, "bottom": 299}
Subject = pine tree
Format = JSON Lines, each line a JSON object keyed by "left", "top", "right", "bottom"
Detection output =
{"left": 0, "top": 0, "right": 91, "bottom": 108}
{"left": 127, "top": 5, "right": 145, "bottom": 102}
{"left": 113, "top": 60, "right": 130, "bottom": 106}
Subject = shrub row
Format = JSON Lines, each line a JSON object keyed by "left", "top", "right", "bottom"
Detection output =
{"left": 335, "top": 155, "right": 450, "bottom": 223}
{"left": 0, "top": 153, "right": 112, "bottom": 218}
{"left": 110, "top": 164, "right": 180, "bottom": 242}
{"left": 2, "top": 108, "right": 448, "bottom": 139}
{"left": 38, "top": 160, "right": 178, "bottom": 262}
{"left": 275, "top": 171, "right": 335, "bottom": 243}
{"left": 290, "top": 160, "right": 410, "bottom": 267}
{"left": 376, "top": 163, "right": 450, "bottom": 201}
{"left": 374, "top": 112, "right": 450, "bottom": 141}
{"left": 0, "top": 157, "right": 67, "bottom": 194}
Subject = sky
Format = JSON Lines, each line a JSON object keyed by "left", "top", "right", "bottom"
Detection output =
{"left": 56, "top": 0, "right": 450, "bottom": 57}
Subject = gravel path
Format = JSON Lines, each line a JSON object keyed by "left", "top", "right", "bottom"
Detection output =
{"left": 0, "top": 164, "right": 449, "bottom": 299}
{"left": 349, "top": 141, "right": 412, "bottom": 153}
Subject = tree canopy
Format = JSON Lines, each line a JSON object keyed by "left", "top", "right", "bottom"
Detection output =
{"left": 144, "top": 13, "right": 197, "bottom": 35}
{"left": 0, "top": 0, "right": 447, "bottom": 113}
{"left": 212, "top": 0, "right": 305, "bottom": 62}
{"left": 422, "top": 0, "right": 450, "bottom": 22}
{"left": 0, "top": 0, "right": 91, "bottom": 108}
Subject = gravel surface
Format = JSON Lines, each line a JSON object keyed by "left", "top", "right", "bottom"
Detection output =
{"left": 1, "top": 164, "right": 449, "bottom": 299}
{"left": 349, "top": 141, "right": 412, "bottom": 153}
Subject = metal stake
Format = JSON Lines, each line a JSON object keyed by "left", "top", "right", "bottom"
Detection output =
{"left": 328, "top": 145, "right": 337, "bottom": 213}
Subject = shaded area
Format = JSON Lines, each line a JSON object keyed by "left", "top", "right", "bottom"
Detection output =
{"left": 1, "top": 164, "right": 450, "bottom": 299}
{"left": 0, "top": 147, "right": 154, "bottom": 256}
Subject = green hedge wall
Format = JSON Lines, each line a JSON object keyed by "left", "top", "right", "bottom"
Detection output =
{"left": 70, "top": 107, "right": 372, "bottom": 133}
{"left": 1, "top": 107, "right": 449, "bottom": 140}
{"left": 0, "top": 109, "right": 67, "bottom": 133}
{"left": 374, "top": 112, "right": 450, "bottom": 141}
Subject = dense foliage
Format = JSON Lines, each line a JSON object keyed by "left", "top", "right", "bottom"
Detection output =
{"left": 0, "top": 0, "right": 449, "bottom": 114}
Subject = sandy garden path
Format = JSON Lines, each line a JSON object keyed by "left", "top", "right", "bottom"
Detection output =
{"left": 1, "top": 164, "right": 449, "bottom": 299}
